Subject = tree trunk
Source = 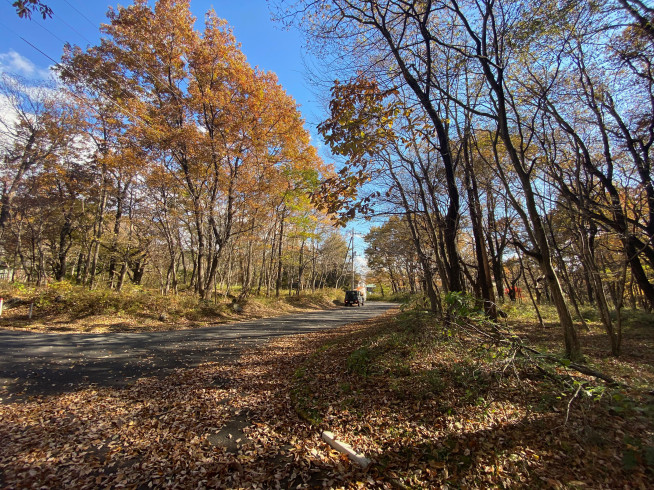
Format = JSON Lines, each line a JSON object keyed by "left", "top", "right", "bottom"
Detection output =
{"left": 276, "top": 210, "right": 285, "bottom": 298}
{"left": 88, "top": 176, "right": 108, "bottom": 289}
{"left": 463, "top": 142, "right": 497, "bottom": 319}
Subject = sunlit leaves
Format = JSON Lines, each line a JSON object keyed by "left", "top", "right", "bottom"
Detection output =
{"left": 319, "top": 77, "right": 400, "bottom": 163}
{"left": 55, "top": 0, "right": 329, "bottom": 296}
{"left": 313, "top": 76, "right": 399, "bottom": 223}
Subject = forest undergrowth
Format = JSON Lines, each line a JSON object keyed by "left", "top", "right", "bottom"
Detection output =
{"left": 0, "top": 282, "right": 342, "bottom": 333}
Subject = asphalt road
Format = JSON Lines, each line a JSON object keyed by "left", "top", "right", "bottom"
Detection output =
{"left": 0, "top": 302, "right": 396, "bottom": 402}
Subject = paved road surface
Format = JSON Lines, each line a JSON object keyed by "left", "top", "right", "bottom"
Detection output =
{"left": 0, "top": 302, "right": 396, "bottom": 402}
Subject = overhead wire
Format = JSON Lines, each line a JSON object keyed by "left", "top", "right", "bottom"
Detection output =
{"left": 1, "top": 0, "right": 218, "bottom": 140}
{"left": 0, "top": 15, "right": 153, "bottom": 131}
{"left": 0, "top": 0, "right": 170, "bottom": 130}
{"left": 61, "top": 0, "right": 98, "bottom": 30}
{"left": 50, "top": 0, "right": 186, "bottom": 105}
{"left": 50, "top": 9, "right": 95, "bottom": 47}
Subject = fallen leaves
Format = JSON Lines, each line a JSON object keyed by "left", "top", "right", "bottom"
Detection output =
{"left": 1, "top": 308, "right": 653, "bottom": 488}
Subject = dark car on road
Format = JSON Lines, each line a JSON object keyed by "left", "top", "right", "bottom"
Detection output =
{"left": 344, "top": 290, "right": 365, "bottom": 306}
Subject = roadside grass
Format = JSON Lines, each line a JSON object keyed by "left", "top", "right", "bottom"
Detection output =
{"left": 367, "top": 291, "right": 418, "bottom": 304}
{"left": 508, "top": 306, "right": 654, "bottom": 393}
{"left": 0, "top": 281, "right": 343, "bottom": 333}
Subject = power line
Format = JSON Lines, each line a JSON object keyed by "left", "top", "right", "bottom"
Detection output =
{"left": 0, "top": 3, "right": 169, "bottom": 131}
{"left": 61, "top": 0, "right": 98, "bottom": 30}
{"left": 0, "top": 16, "right": 153, "bottom": 132}
{"left": 30, "top": 16, "right": 67, "bottom": 45}
{"left": 2, "top": 1, "right": 195, "bottom": 136}
{"left": 50, "top": 7, "right": 94, "bottom": 46}
{"left": 48, "top": 0, "right": 184, "bottom": 105}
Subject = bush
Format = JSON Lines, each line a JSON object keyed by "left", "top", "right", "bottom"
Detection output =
{"left": 347, "top": 347, "right": 372, "bottom": 376}
{"left": 367, "top": 291, "right": 421, "bottom": 304}
{"left": 444, "top": 291, "right": 481, "bottom": 318}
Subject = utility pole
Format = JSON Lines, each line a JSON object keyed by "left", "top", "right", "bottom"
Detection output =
{"left": 351, "top": 231, "right": 355, "bottom": 290}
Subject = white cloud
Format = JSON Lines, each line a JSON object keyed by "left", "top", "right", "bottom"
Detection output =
{"left": 354, "top": 254, "right": 369, "bottom": 275}
{"left": 0, "top": 93, "right": 18, "bottom": 152}
{"left": 0, "top": 50, "right": 52, "bottom": 80}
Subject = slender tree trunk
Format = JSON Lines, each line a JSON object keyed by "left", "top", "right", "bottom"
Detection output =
{"left": 88, "top": 176, "right": 108, "bottom": 289}
{"left": 577, "top": 219, "right": 621, "bottom": 355}
{"left": 194, "top": 200, "right": 206, "bottom": 299}
{"left": 544, "top": 213, "right": 589, "bottom": 331}
{"left": 485, "top": 190, "right": 506, "bottom": 302}
{"left": 74, "top": 250, "right": 85, "bottom": 283}
{"left": 463, "top": 142, "right": 497, "bottom": 319}
{"left": 387, "top": 163, "right": 442, "bottom": 314}
{"left": 108, "top": 182, "right": 128, "bottom": 288}
{"left": 493, "top": 121, "right": 581, "bottom": 358}
{"left": 297, "top": 239, "right": 305, "bottom": 295}
{"left": 276, "top": 210, "right": 285, "bottom": 298}
{"left": 517, "top": 251, "right": 545, "bottom": 329}
{"left": 116, "top": 261, "right": 128, "bottom": 292}
{"left": 54, "top": 216, "right": 72, "bottom": 281}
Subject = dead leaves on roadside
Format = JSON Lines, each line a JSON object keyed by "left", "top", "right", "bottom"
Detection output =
{"left": 1, "top": 310, "right": 653, "bottom": 488}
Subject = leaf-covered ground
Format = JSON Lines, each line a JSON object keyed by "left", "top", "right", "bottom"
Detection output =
{"left": 1, "top": 307, "right": 653, "bottom": 488}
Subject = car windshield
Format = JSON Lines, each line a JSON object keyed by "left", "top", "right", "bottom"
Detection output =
{"left": 345, "top": 291, "right": 358, "bottom": 299}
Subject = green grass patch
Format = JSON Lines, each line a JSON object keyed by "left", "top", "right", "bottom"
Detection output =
{"left": 618, "top": 308, "right": 654, "bottom": 331}
{"left": 347, "top": 347, "right": 372, "bottom": 376}
{"left": 367, "top": 291, "right": 422, "bottom": 304}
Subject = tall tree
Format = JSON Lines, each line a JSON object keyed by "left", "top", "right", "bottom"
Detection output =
{"left": 282, "top": 0, "right": 593, "bottom": 357}
{"left": 61, "top": 0, "right": 326, "bottom": 298}
{"left": 0, "top": 76, "right": 79, "bottom": 232}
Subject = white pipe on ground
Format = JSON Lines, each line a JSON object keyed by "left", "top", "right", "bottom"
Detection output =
{"left": 321, "top": 430, "right": 371, "bottom": 468}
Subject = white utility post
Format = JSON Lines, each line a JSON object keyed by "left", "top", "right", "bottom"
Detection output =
{"left": 351, "top": 231, "right": 355, "bottom": 290}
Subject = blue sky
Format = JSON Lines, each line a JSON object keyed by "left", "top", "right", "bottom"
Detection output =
{"left": 0, "top": 1, "right": 324, "bottom": 130}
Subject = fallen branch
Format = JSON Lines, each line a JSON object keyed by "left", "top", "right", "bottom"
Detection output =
{"left": 565, "top": 382, "right": 584, "bottom": 426}
{"left": 519, "top": 345, "right": 619, "bottom": 385}
{"left": 446, "top": 316, "right": 621, "bottom": 387}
